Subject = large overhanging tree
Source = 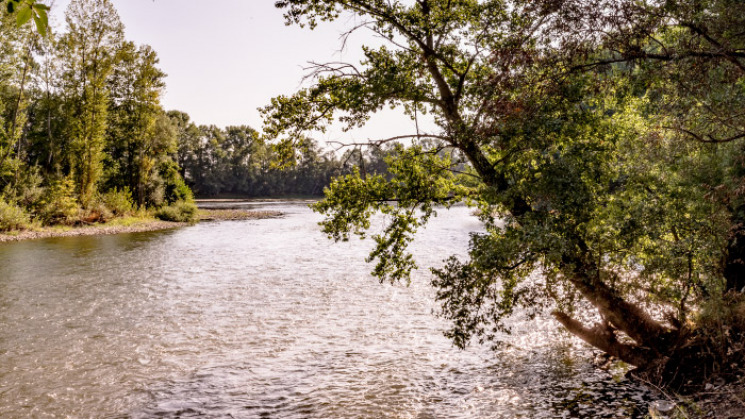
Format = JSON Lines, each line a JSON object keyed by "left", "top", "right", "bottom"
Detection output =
{"left": 264, "top": 0, "right": 745, "bottom": 388}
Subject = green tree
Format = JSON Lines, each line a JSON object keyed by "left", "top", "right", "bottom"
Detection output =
{"left": 266, "top": 0, "right": 745, "bottom": 387}
{"left": 57, "top": 0, "right": 123, "bottom": 207}
{"left": 107, "top": 41, "right": 168, "bottom": 206}
{"left": 0, "top": 10, "right": 31, "bottom": 186}
{"left": 169, "top": 110, "right": 201, "bottom": 182}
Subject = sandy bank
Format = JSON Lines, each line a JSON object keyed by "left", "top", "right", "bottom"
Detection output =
{"left": 198, "top": 209, "right": 283, "bottom": 221}
{"left": 0, "top": 209, "right": 284, "bottom": 244}
{"left": 0, "top": 220, "right": 185, "bottom": 243}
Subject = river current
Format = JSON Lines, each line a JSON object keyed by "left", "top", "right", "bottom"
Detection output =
{"left": 0, "top": 201, "right": 652, "bottom": 418}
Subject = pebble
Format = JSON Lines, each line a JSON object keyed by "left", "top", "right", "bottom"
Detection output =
{"left": 649, "top": 400, "right": 676, "bottom": 418}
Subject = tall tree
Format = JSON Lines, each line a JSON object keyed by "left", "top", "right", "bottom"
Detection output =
{"left": 0, "top": 8, "right": 34, "bottom": 190}
{"left": 107, "top": 41, "right": 167, "bottom": 206}
{"left": 57, "top": 0, "right": 123, "bottom": 207}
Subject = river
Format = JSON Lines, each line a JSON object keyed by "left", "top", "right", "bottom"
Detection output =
{"left": 0, "top": 201, "right": 652, "bottom": 418}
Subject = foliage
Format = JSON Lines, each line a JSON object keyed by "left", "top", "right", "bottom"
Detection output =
{"left": 37, "top": 178, "right": 79, "bottom": 225}
{"left": 0, "top": 0, "right": 193, "bottom": 228}
{"left": 267, "top": 0, "right": 745, "bottom": 386}
{"left": 59, "top": 0, "right": 124, "bottom": 208}
{"left": 102, "top": 187, "right": 133, "bottom": 216}
{"left": 173, "top": 120, "right": 354, "bottom": 198}
{"left": 0, "top": 197, "right": 29, "bottom": 231}
{"left": 154, "top": 200, "right": 197, "bottom": 223}
{"left": 1, "top": 0, "right": 49, "bottom": 36}
{"left": 160, "top": 159, "right": 192, "bottom": 204}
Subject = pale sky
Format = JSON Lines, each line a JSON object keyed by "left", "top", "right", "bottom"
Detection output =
{"left": 49, "top": 0, "right": 429, "bottom": 147}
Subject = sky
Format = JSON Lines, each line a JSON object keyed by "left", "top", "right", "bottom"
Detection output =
{"left": 49, "top": 0, "right": 428, "bottom": 147}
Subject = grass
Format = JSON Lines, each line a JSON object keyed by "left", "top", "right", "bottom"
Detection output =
{"left": 98, "top": 215, "right": 158, "bottom": 227}
{"left": 198, "top": 209, "right": 283, "bottom": 221}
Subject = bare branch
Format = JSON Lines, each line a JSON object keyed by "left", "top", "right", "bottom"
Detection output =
{"left": 664, "top": 126, "right": 745, "bottom": 144}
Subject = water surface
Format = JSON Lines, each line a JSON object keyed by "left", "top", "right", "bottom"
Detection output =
{"left": 0, "top": 202, "right": 651, "bottom": 418}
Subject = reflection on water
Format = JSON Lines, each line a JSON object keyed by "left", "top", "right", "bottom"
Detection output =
{"left": 0, "top": 202, "right": 652, "bottom": 418}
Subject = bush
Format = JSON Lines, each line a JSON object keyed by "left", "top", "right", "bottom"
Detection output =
{"left": 82, "top": 200, "right": 114, "bottom": 224}
{"left": 102, "top": 187, "right": 134, "bottom": 216}
{"left": 11, "top": 168, "right": 44, "bottom": 208}
{"left": 38, "top": 179, "right": 80, "bottom": 225}
{"left": 0, "top": 199, "right": 31, "bottom": 232}
{"left": 154, "top": 200, "right": 198, "bottom": 223}
{"left": 160, "top": 160, "right": 193, "bottom": 203}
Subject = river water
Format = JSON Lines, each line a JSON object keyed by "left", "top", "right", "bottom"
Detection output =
{"left": 0, "top": 201, "right": 653, "bottom": 418}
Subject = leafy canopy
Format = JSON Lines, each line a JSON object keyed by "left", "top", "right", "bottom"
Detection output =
{"left": 265, "top": 0, "right": 745, "bottom": 375}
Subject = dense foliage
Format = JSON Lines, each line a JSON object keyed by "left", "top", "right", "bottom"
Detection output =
{"left": 0, "top": 0, "right": 194, "bottom": 229}
{"left": 266, "top": 0, "right": 745, "bottom": 388}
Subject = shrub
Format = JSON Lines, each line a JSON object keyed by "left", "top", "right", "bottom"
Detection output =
{"left": 13, "top": 168, "right": 44, "bottom": 208}
{"left": 0, "top": 199, "right": 31, "bottom": 232}
{"left": 160, "top": 160, "right": 193, "bottom": 204}
{"left": 82, "top": 200, "right": 114, "bottom": 224}
{"left": 102, "top": 187, "right": 134, "bottom": 216}
{"left": 154, "top": 200, "right": 198, "bottom": 223}
{"left": 38, "top": 179, "right": 80, "bottom": 225}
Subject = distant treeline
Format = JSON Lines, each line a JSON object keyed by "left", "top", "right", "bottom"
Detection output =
{"left": 171, "top": 116, "right": 393, "bottom": 198}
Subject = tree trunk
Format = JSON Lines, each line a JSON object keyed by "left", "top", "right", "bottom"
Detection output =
{"left": 552, "top": 311, "right": 653, "bottom": 367}
{"left": 724, "top": 207, "right": 745, "bottom": 292}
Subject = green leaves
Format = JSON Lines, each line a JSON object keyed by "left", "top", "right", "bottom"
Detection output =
{"left": 270, "top": 0, "right": 745, "bottom": 366}
{"left": 3, "top": 0, "right": 49, "bottom": 36}
{"left": 311, "top": 143, "right": 469, "bottom": 284}
{"left": 30, "top": 2, "right": 49, "bottom": 36}
{"left": 14, "top": 2, "right": 31, "bottom": 25}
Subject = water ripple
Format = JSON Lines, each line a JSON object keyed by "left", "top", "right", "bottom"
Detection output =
{"left": 0, "top": 202, "right": 652, "bottom": 418}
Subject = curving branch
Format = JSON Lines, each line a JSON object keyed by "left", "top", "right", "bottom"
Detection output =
{"left": 552, "top": 311, "right": 653, "bottom": 367}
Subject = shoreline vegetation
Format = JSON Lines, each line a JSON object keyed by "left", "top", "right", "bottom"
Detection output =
{"left": 0, "top": 206, "right": 284, "bottom": 244}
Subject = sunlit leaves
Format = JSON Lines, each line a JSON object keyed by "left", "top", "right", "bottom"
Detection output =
{"left": 2, "top": 0, "right": 49, "bottom": 36}
{"left": 313, "top": 144, "right": 469, "bottom": 283}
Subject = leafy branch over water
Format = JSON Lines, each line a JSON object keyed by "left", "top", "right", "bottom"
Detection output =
{"left": 266, "top": 0, "right": 745, "bottom": 390}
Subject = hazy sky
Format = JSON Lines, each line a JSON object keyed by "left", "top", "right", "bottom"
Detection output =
{"left": 49, "top": 0, "right": 426, "bottom": 145}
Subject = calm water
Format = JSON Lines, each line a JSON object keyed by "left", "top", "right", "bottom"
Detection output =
{"left": 0, "top": 202, "right": 652, "bottom": 418}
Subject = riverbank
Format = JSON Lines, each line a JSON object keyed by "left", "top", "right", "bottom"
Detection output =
{"left": 0, "top": 218, "right": 185, "bottom": 243}
{"left": 0, "top": 209, "right": 283, "bottom": 243}
{"left": 668, "top": 380, "right": 745, "bottom": 418}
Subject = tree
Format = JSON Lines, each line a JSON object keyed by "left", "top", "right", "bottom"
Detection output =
{"left": 168, "top": 110, "right": 201, "bottom": 180}
{"left": 0, "top": 6, "right": 37, "bottom": 193}
{"left": 0, "top": 0, "right": 194, "bottom": 227}
{"left": 107, "top": 41, "right": 168, "bottom": 206}
{"left": 57, "top": 0, "right": 123, "bottom": 207}
{"left": 266, "top": 0, "right": 745, "bottom": 387}
{"left": 561, "top": 0, "right": 745, "bottom": 293}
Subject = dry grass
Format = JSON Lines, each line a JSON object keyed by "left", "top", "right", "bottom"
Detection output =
{"left": 197, "top": 209, "right": 283, "bottom": 221}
